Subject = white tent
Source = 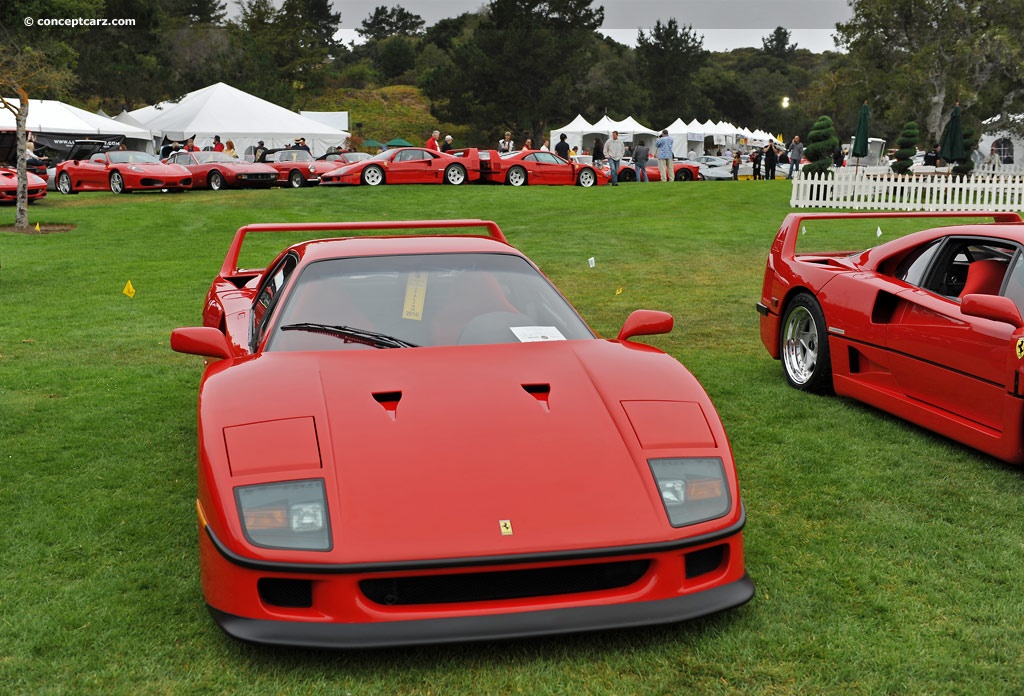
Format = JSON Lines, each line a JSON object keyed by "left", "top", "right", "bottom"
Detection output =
{"left": 130, "top": 82, "right": 349, "bottom": 157}
{"left": 300, "top": 110, "right": 349, "bottom": 132}
{"left": 549, "top": 114, "right": 593, "bottom": 152}
{"left": 609, "top": 116, "right": 658, "bottom": 145}
{"left": 0, "top": 98, "right": 153, "bottom": 153}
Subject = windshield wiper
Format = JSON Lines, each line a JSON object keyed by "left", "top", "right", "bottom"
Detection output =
{"left": 280, "top": 322, "right": 418, "bottom": 349}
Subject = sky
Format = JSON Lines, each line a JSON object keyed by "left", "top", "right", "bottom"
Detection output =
{"left": 332, "top": 0, "right": 854, "bottom": 53}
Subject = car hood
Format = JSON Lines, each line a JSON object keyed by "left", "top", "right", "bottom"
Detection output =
{"left": 199, "top": 339, "right": 736, "bottom": 563}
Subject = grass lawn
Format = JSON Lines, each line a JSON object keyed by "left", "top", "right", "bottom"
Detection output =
{"left": 3, "top": 180, "right": 1024, "bottom": 694}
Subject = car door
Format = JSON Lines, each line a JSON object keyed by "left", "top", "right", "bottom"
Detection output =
{"left": 528, "top": 152, "right": 572, "bottom": 185}
{"left": 172, "top": 152, "right": 201, "bottom": 186}
{"left": 79, "top": 154, "right": 111, "bottom": 190}
{"left": 388, "top": 149, "right": 434, "bottom": 183}
{"left": 885, "top": 238, "right": 1024, "bottom": 429}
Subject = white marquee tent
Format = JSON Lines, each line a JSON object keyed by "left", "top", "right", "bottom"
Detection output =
{"left": 130, "top": 82, "right": 349, "bottom": 156}
{"left": 550, "top": 114, "right": 593, "bottom": 152}
{"left": 0, "top": 98, "right": 153, "bottom": 153}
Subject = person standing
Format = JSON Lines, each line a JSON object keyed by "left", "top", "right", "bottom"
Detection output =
{"left": 751, "top": 147, "right": 762, "bottom": 179}
{"left": 223, "top": 139, "right": 237, "bottom": 158}
{"left": 498, "top": 131, "right": 515, "bottom": 153}
{"left": 654, "top": 130, "right": 674, "bottom": 183}
{"left": 604, "top": 131, "right": 625, "bottom": 186}
{"left": 763, "top": 143, "right": 778, "bottom": 180}
{"left": 540, "top": 139, "right": 551, "bottom": 152}
{"left": 426, "top": 130, "right": 440, "bottom": 152}
{"left": 731, "top": 151, "right": 741, "bottom": 180}
{"left": 632, "top": 138, "right": 650, "bottom": 182}
{"left": 212, "top": 135, "right": 225, "bottom": 152}
{"left": 592, "top": 137, "right": 604, "bottom": 163}
{"left": 786, "top": 135, "right": 804, "bottom": 178}
{"left": 441, "top": 135, "right": 454, "bottom": 152}
{"left": 554, "top": 133, "right": 570, "bottom": 160}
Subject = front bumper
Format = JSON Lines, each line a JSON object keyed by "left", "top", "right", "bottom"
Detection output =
{"left": 210, "top": 573, "right": 754, "bottom": 648}
{"left": 199, "top": 510, "right": 751, "bottom": 648}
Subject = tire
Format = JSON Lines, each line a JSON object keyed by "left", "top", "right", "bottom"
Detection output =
{"left": 577, "top": 168, "right": 596, "bottom": 187}
{"left": 444, "top": 164, "right": 467, "bottom": 185}
{"left": 208, "top": 170, "right": 224, "bottom": 191}
{"left": 780, "top": 292, "right": 833, "bottom": 393}
{"left": 57, "top": 171, "right": 75, "bottom": 195}
{"left": 619, "top": 169, "right": 636, "bottom": 183}
{"left": 362, "top": 165, "right": 385, "bottom": 186}
{"left": 288, "top": 170, "right": 305, "bottom": 188}
{"left": 109, "top": 171, "right": 127, "bottom": 194}
{"left": 506, "top": 166, "right": 527, "bottom": 187}
{"left": 674, "top": 168, "right": 693, "bottom": 181}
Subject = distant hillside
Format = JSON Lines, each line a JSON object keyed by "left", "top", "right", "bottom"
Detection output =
{"left": 304, "top": 85, "right": 471, "bottom": 151}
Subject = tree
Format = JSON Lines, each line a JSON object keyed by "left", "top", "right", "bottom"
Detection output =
{"left": 836, "top": 0, "right": 1024, "bottom": 144}
{"left": 891, "top": 122, "right": 919, "bottom": 175}
{"left": 762, "top": 26, "right": 797, "bottom": 59}
{"left": 423, "top": 0, "right": 604, "bottom": 145}
{"left": 635, "top": 19, "right": 707, "bottom": 127}
{"left": 0, "top": 10, "right": 80, "bottom": 229}
{"left": 357, "top": 5, "right": 425, "bottom": 41}
{"left": 802, "top": 115, "right": 839, "bottom": 175}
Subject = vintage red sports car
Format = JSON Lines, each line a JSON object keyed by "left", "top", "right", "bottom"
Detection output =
{"left": 320, "top": 147, "right": 481, "bottom": 186}
{"left": 757, "top": 211, "right": 1024, "bottom": 464}
{"left": 480, "top": 150, "right": 607, "bottom": 187}
{"left": 606, "top": 159, "right": 701, "bottom": 182}
{"left": 56, "top": 146, "right": 192, "bottom": 194}
{"left": 262, "top": 149, "right": 337, "bottom": 188}
{"left": 171, "top": 219, "right": 752, "bottom": 648}
{"left": 165, "top": 150, "right": 278, "bottom": 190}
{"left": 0, "top": 167, "right": 47, "bottom": 203}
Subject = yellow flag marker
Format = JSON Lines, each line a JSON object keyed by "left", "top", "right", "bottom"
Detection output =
{"left": 35, "top": 222, "right": 40, "bottom": 232}
{"left": 615, "top": 287, "right": 623, "bottom": 295}
{"left": 123, "top": 280, "right": 136, "bottom": 298}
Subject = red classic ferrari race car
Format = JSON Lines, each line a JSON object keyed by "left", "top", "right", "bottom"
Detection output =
{"left": 757, "top": 211, "right": 1024, "bottom": 464}
{"left": 320, "top": 147, "right": 481, "bottom": 186}
{"left": 164, "top": 150, "right": 278, "bottom": 190}
{"left": 262, "top": 149, "right": 338, "bottom": 187}
{"left": 0, "top": 168, "right": 47, "bottom": 203}
{"left": 56, "top": 142, "right": 192, "bottom": 194}
{"left": 172, "top": 219, "right": 752, "bottom": 648}
{"left": 480, "top": 150, "right": 607, "bottom": 187}
{"left": 606, "top": 159, "right": 701, "bottom": 182}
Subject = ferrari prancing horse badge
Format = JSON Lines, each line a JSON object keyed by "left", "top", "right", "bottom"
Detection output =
{"left": 499, "top": 520, "right": 513, "bottom": 536}
{"left": 1016, "top": 338, "right": 1024, "bottom": 360}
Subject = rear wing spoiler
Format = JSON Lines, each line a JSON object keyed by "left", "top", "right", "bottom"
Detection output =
{"left": 775, "top": 211, "right": 1023, "bottom": 258}
{"left": 219, "top": 219, "right": 509, "bottom": 278}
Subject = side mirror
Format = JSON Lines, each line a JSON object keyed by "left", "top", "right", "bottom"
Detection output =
{"left": 171, "top": 326, "right": 232, "bottom": 359}
{"left": 961, "top": 294, "right": 1024, "bottom": 328}
{"left": 617, "top": 309, "right": 674, "bottom": 342}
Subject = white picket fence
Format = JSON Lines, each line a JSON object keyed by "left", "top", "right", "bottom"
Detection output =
{"left": 791, "top": 169, "right": 1024, "bottom": 211}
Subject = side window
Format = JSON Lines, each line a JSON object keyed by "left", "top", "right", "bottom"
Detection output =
{"left": 1001, "top": 253, "right": 1024, "bottom": 314}
{"left": 251, "top": 253, "right": 299, "bottom": 350}
{"left": 914, "top": 239, "right": 1017, "bottom": 298}
{"left": 895, "top": 239, "right": 942, "bottom": 287}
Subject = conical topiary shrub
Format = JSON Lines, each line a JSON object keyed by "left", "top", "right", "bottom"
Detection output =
{"left": 802, "top": 115, "right": 840, "bottom": 176}
{"left": 891, "top": 122, "right": 919, "bottom": 175}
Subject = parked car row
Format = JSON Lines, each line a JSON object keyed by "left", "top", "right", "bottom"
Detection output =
{"left": 3, "top": 141, "right": 738, "bottom": 203}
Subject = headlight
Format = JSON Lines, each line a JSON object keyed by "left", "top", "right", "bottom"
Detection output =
{"left": 307, "top": 164, "right": 315, "bottom": 173}
{"left": 649, "top": 458, "right": 730, "bottom": 527}
{"left": 235, "top": 479, "right": 331, "bottom": 550}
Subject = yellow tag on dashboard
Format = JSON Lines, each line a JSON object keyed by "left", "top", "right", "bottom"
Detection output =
{"left": 402, "top": 272, "right": 428, "bottom": 320}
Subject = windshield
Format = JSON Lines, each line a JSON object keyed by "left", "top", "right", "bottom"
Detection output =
{"left": 195, "top": 152, "right": 239, "bottom": 164}
{"left": 107, "top": 151, "right": 160, "bottom": 164}
{"left": 265, "top": 252, "right": 594, "bottom": 351}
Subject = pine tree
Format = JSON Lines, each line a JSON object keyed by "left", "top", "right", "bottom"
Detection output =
{"left": 802, "top": 115, "right": 839, "bottom": 176}
{"left": 891, "top": 122, "right": 920, "bottom": 175}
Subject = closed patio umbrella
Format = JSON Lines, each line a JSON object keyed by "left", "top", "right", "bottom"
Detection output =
{"left": 852, "top": 101, "right": 871, "bottom": 167}
{"left": 939, "top": 102, "right": 965, "bottom": 164}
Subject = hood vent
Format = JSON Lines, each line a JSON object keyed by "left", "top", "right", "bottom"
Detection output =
{"left": 372, "top": 390, "right": 402, "bottom": 419}
{"left": 522, "top": 383, "right": 551, "bottom": 411}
